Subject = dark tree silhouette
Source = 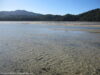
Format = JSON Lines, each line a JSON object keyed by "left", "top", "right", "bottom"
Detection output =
{"left": 0, "top": 9, "right": 100, "bottom": 21}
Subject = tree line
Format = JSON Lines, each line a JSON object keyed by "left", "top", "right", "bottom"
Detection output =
{"left": 0, "top": 8, "right": 100, "bottom": 21}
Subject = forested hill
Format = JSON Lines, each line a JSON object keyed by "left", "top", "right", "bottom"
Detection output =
{"left": 78, "top": 8, "right": 100, "bottom": 21}
{"left": 0, "top": 8, "right": 100, "bottom": 21}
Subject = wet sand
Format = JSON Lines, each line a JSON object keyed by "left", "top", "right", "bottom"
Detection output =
{"left": 0, "top": 22, "right": 100, "bottom": 75}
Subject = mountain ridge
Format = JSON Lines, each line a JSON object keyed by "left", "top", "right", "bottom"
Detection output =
{"left": 0, "top": 10, "right": 42, "bottom": 16}
{"left": 0, "top": 8, "right": 100, "bottom": 21}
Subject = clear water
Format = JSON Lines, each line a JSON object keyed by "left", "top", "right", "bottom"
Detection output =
{"left": 0, "top": 22, "right": 100, "bottom": 75}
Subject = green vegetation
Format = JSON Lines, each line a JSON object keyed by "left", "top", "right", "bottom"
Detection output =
{"left": 79, "top": 8, "right": 100, "bottom": 21}
{"left": 0, "top": 8, "right": 100, "bottom": 21}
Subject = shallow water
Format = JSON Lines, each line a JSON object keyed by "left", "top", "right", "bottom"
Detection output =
{"left": 0, "top": 22, "right": 100, "bottom": 75}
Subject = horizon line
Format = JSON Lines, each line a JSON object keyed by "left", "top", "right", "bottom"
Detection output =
{"left": 0, "top": 8, "right": 99, "bottom": 15}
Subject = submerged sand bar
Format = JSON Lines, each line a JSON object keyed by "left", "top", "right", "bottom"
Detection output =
{"left": 0, "top": 21, "right": 100, "bottom": 75}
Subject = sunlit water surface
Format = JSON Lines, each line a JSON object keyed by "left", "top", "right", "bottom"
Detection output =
{"left": 0, "top": 22, "right": 100, "bottom": 75}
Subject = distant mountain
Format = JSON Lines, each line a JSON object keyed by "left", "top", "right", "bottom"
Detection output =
{"left": 79, "top": 8, "right": 100, "bottom": 21}
{"left": 0, "top": 9, "right": 100, "bottom": 21}
{"left": 0, "top": 10, "right": 42, "bottom": 21}
{"left": 0, "top": 10, "right": 42, "bottom": 16}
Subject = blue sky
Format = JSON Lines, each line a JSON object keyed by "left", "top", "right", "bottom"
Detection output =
{"left": 0, "top": 0, "right": 100, "bottom": 15}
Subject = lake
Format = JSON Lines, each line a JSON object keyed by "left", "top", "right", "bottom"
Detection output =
{"left": 0, "top": 21, "right": 100, "bottom": 75}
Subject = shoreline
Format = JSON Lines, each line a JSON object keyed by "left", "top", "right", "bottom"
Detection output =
{"left": 0, "top": 21, "right": 100, "bottom": 26}
{"left": 0, "top": 21, "right": 100, "bottom": 32}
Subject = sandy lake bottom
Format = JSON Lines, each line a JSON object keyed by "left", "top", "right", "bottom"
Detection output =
{"left": 0, "top": 22, "right": 100, "bottom": 75}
